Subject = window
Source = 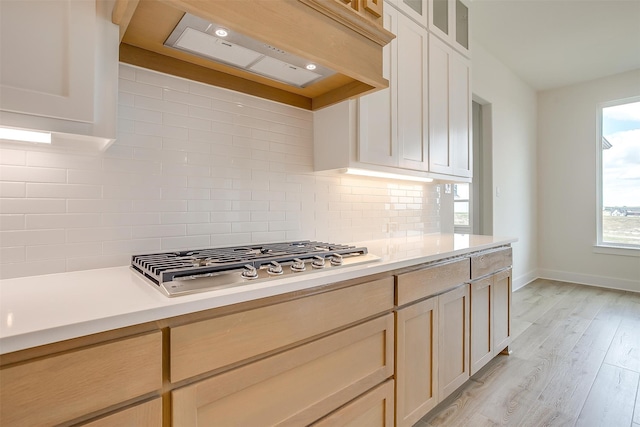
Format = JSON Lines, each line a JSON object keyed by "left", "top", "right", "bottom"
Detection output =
{"left": 454, "top": 183, "right": 470, "bottom": 234}
{"left": 597, "top": 98, "right": 640, "bottom": 251}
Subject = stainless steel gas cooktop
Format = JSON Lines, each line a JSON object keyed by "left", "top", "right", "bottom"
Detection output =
{"left": 131, "top": 241, "right": 379, "bottom": 297}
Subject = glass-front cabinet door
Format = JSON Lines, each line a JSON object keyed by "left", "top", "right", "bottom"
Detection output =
{"left": 429, "top": 0, "right": 470, "bottom": 56}
{"left": 388, "top": 0, "right": 429, "bottom": 28}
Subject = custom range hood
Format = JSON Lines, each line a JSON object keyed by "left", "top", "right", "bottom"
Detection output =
{"left": 113, "top": 0, "right": 395, "bottom": 110}
{"left": 165, "top": 13, "right": 335, "bottom": 89}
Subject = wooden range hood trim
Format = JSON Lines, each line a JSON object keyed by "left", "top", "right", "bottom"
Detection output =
{"left": 112, "top": 0, "right": 394, "bottom": 110}
{"left": 119, "top": 43, "right": 314, "bottom": 110}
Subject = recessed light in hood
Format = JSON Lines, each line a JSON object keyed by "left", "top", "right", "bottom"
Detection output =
{"left": 164, "top": 13, "right": 334, "bottom": 88}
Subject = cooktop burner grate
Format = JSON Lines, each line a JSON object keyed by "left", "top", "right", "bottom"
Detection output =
{"left": 131, "top": 241, "right": 371, "bottom": 293}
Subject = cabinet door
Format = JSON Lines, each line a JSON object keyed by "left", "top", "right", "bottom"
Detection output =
{"left": 428, "top": 35, "right": 452, "bottom": 175}
{"left": 470, "top": 277, "right": 493, "bottom": 375}
{"left": 396, "top": 13, "right": 429, "bottom": 171}
{"left": 389, "top": 0, "right": 429, "bottom": 28}
{"left": 492, "top": 269, "right": 512, "bottom": 355}
{"left": 0, "top": 332, "right": 162, "bottom": 427}
{"left": 82, "top": 398, "right": 162, "bottom": 427}
{"left": 358, "top": 6, "right": 398, "bottom": 167}
{"left": 312, "top": 380, "right": 395, "bottom": 427}
{"left": 0, "top": 0, "right": 95, "bottom": 122}
{"left": 450, "top": 52, "right": 472, "bottom": 178}
{"left": 429, "top": 0, "right": 470, "bottom": 57}
{"left": 396, "top": 297, "right": 438, "bottom": 427}
{"left": 428, "top": 36, "right": 471, "bottom": 178}
{"left": 438, "top": 284, "right": 470, "bottom": 400}
{"left": 172, "top": 315, "right": 394, "bottom": 427}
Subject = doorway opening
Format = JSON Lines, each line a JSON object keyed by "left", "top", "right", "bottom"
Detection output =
{"left": 454, "top": 100, "right": 493, "bottom": 235}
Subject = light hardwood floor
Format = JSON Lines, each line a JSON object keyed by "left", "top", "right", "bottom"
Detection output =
{"left": 417, "top": 278, "right": 640, "bottom": 427}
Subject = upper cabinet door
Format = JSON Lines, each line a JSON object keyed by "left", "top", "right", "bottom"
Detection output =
{"left": 0, "top": 0, "right": 95, "bottom": 122}
{"left": 388, "top": 0, "right": 429, "bottom": 28}
{"left": 428, "top": 35, "right": 472, "bottom": 178}
{"left": 428, "top": 0, "right": 470, "bottom": 57}
{"left": 358, "top": 6, "right": 398, "bottom": 167}
{"left": 396, "top": 13, "right": 429, "bottom": 171}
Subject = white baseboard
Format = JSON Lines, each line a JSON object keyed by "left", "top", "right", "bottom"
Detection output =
{"left": 512, "top": 269, "right": 538, "bottom": 291}
{"left": 537, "top": 268, "right": 640, "bottom": 293}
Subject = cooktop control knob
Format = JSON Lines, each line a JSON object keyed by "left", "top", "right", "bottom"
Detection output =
{"left": 291, "top": 258, "right": 306, "bottom": 272}
{"left": 241, "top": 264, "right": 258, "bottom": 279}
{"left": 311, "top": 255, "right": 325, "bottom": 269}
{"left": 330, "top": 253, "right": 343, "bottom": 266}
{"left": 267, "top": 261, "right": 284, "bottom": 275}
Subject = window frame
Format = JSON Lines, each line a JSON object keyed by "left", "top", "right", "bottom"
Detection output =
{"left": 595, "top": 96, "right": 640, "bottom": 256}
{"left": 453, "top": 183, "right": 471, "bottom": 235}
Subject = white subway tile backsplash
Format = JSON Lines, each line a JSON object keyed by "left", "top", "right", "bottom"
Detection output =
{"left": 161, "top": 211, "right": 209, "bottom": 224}
{"left": 0, "top": 64, "right": 440, "bottom": 279}
{"left": 119, "top": 79, "right": 163, "bottom": 99}
{"left": 133, "top": 224, "right": 187, "bottom": 239}
{"left": 101, "top": 213, "right": 160, "bottom": 227}
{"left": 1, "top": 246, "right": 25, "bottom": 263}
{"left": 0, "top": 149, "right": 26, "bottom": 165}
{"left": 186, "top": 222, "right": 231, "bottom": 235}
{"left": 161, "top": 235, "right": 210, "bottom": 250}
{"left": 66, "top": 227, "right": 131, "bottom": 243}
{"left": 25, "top": 213, "right": 100, "bottom": 229}
{"left": 1, "top": 199, "right": 66, "bottom": 214}
{"left": 0, "top": 165, "right": 66, "bottom": 183}
{"left": 0, "top": 214, "right": 24, "bottom": 231}
{"left": 0, "top": 229, "right": 66, "bottom": 247}
{"left": 164, "top": 89, "right": 211, "bottom": 108}
{"left": 102, "top": 238, "right": 161, "bottom": 255}
{"left": 1, "top": 182, "right": 25, "bottom": 198}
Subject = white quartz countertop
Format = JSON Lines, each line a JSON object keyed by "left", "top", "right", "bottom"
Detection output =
{"left": 0, "top": 234, "right": 516, "bottom": 354}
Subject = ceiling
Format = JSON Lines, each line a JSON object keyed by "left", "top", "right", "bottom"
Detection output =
{"left": 471, "top": 0, "right": 640, "bottom": 91}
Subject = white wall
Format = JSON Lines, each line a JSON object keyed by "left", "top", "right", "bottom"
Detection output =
{"left": 0, "top": 64, "right": 442, "bottom": 280}
{"left": 538, "top": 69, "right": 640, "bottom": 292}
{"left": 471, "top": 43, "right": 539, "bottom": 289}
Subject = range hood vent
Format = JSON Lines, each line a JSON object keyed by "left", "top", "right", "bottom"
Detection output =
{"left": 165, "top": 13, "right": 333, "bottom": 88}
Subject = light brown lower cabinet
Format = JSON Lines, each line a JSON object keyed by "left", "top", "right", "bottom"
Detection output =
{"left": 395, "top": 297, "right": 438, "bottom": 427}
{"left": 312, "top": 380, "right": 395, "bottom": 426}
{"left": 0, "top": 331, "right": 162, "bottom": 427}
{"left": 470, "top": 268, "right": 513, "bottom": 375}
{"left": 492, "top": 269, "right": 513, "bottom": 355}
{"left": 438, "top": 284, "right": 470, "bottom": 400}
{"left": 81, "top": 398, "right": 162, "bottom": 427}
{"left": 172, "top": 314, "right": 394, "bottom": 426}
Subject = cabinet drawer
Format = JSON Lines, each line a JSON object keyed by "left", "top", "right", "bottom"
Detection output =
{"left": 170, "top": 277, "right": 394, "bottom": 382}
{"left": 172, "top": 314, "right": 394, "bottom": 426}
{"left": 471, "top": 247, "right": 512, "bottom": 279}
{"left": 396, "top": 258, "right": 470, "bottom": 306}
{"left": 82, "top": 398, "right": 162, "bottom": 427}
{"left": 312, "top": 380, "right": 395, "bottom": 427}
{"left": 0, "top": 331, "right": 162, "bottom": 427}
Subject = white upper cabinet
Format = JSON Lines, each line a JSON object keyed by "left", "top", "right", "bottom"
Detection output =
{"left": 315, "top": 5, "right": 432, "bottom": 180}
{"left": 388, "top": 0, "right": 429, "bottom": 28}
{"left": 429, "top": 0, "right": 470, "bottom": 57}
{"left": 396, "top": 12, "right": 429, "bottom": 171}
{"left": 428, "top": 35, "right": 471, "bottom": 178}
{"left": 314, "top": 0, "right": 471, "bottom": 182}
{"left": 0, "top": 0, "right": 119, "bottom": 151}
{"left": 358, "top": 5, "right": 398, "bottom": 168}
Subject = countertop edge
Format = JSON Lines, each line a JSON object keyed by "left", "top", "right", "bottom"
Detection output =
{"left": 0, "top": 234, "right": 517, "bottom": 355}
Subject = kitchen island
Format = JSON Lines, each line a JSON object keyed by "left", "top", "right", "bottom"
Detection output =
{"left": 0, "top": 233, "right": 515, "bottom": 426}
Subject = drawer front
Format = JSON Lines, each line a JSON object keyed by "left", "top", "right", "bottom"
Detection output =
{"left": 312, "top": 380, "right": 395, "bottom": 427}
{"left": 396, "top": 258, "right": 470, "bottom": 306}
{"left": 172, "top": 314, "right": 394, "bottom": 427}
{"left": 0, "top": 331, "right": 162, "bottom": 427}
{"left": 170, "top": 277, "right": 394, "bottom": 382}
{"left": 471, "top": 247, "right": 512, "bottom": 279}
{"left": 82, "top": 398, "right": 162, "bottom": 427}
